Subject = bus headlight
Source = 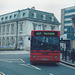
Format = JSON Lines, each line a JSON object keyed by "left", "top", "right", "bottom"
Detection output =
{"left": 55, "top": 56, "right": 58, "bottom": 58}
{"left": 33, "top": 55, "right": 36, "bottom": 58}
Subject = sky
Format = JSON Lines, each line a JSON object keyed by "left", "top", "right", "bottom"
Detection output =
{"left": 0, "top": 0, "right": 75, "bottom": 22}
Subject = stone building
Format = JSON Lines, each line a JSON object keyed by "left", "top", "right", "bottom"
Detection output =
{"left": 0, "top": 7, "right": 60, "bottom": 50}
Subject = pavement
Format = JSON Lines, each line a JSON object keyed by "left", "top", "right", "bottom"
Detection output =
{"left": 0, "top": 50, "right": 30, "bottom": 55}
{"left": 0, "top": 50, "right": 75, "bottom": 67}
{"left": 60, "top": 53, "right": 75, "bottom": 67}
{"left": 60, "top": 59, "right": 75, "bottom": 67}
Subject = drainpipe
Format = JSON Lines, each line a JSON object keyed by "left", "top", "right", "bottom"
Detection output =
{"left": 15, "top": 10, "right": 20, "bottom": 50}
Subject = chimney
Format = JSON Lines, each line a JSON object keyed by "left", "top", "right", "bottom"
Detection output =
{"left": 31, "top": 6, "right": 35, "bottom": 10}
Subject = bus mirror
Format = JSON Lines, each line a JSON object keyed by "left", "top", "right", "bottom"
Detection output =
{"left": 28, "top": 37, "right": 30, "bottom": 40}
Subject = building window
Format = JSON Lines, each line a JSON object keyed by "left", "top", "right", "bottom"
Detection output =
{"left": 19, "top": 23, "right": 23, "bottom": 32}
{"left": 65, "top": 28, "right": 67, "bottom": 31}
{"left": 43, "top": 25, "right": 46, "bottom": 30}
{"left": 51, "top": 26, "right": 55, "bottom": 30}
{"left": 11, "top": 24, "right": 14, "bottom": 34}
{"left": 41, "top": 15, "right": 43, "bottom": 19}
{"left": 34, "top": 13, "right": 36, "bottom": 18}
{"left": 38, "top": 25, "right": 41, "bottom": 30}
{"left": 50, "top": 16, "right": 54, "bottom": 22}
{"left": 11, "top": 37, "right": 15, "bottom": 46}
{"left": 14, "top": 14, "right": 16, "bottom": 18}
{"left": 5, "top": 16, "right": 8, "bottom": 20}
{"left": 50, "top": 17, "right": 52, "bottom": 21}
{"left": 19, "top": 36, "right": 23, "bottom": 46}
{"left": 23, "top": 13, "right": 25, "bottom": 16}
{"left": 9, "top": 15, "right": 12, "bottom": 19}
{"left": 33, "top": 24, "right": 37, "bottom": 30}
{"left": 0, "top": 26, "right": 1, "bottom": 35}
{"left": 52, "top": 16, "right": 54, "bottom": 21}
{"left": 64, "top": 20, "right": 72, "bottom": 24}
{"left": 2, "top": 37, "right": 5, "bottom": 46}
{"left": 43, "top": 15, "right": 46, "bottom": 20}
{"left": 32, "top": 13, "right": 36, "bottom": 18}
{"left": 2, "top": 25, "right": 5, "bottom": 35}
{"left": 0, "top": 38, "right": 1, "bottom": 46}
{"left": 32, "top": 13, "right": 34, "bottom": 17}
{"left": 1, "top": 18, "right": 4, "bottom": 21}
{"left": 6, "top": 37, "right": 10, "bottom": 46}
{"left": 7, "top": 24, "right": 9, "bottom": 34}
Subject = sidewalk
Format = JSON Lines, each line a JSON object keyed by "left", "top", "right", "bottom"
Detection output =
{"left": 60, "top": 53, "right": 75, "bottom": 67}
{"left": 0, "top": 50, "right": 30, "bottom": 55}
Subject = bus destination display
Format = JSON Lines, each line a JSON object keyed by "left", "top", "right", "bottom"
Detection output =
{"left": 34, "top": 31, "right": 58, "bottom": 36}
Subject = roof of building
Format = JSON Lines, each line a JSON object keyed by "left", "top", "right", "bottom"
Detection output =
{"left": 0, "top": 7, "right": 60, "bottom": 25}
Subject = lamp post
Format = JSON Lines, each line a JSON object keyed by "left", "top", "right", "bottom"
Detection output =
{"left": 69, "top": 27, "right": 71, "bottom": 60}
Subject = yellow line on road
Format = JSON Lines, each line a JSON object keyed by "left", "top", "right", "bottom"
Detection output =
{"left": 0, "top": 71, "right": 5, "bottom": 75}
{"left": 60, "top": 63, "right": 75, "bottom": 69}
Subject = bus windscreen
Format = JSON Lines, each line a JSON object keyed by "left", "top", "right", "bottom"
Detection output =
{"left": 31, "top": 36, "right": 60, "bottom": 50}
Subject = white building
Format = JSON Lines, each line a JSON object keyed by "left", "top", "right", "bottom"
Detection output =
{"left": 0, "top": 7, "right": 60, "bottom": 50}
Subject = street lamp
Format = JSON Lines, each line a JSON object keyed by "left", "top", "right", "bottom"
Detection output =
{"left": 69, "top": 27, "right": 71, "bottom": 60}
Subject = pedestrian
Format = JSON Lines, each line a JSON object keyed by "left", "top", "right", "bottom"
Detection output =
{"left": 62, "top": 48, "right": 65, "bottom": 59}
{"left": 71, "top": 50, "right": 75, "bottom": 63}
{"left": 65, "top": 49, "right": 67, "bottom": 61}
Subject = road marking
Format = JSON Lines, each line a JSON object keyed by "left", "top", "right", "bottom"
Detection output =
{"left": 20, "top": 63, "right": 41, "bottom": 70}
{"left": 20, "top": 59, "right": 25, "bottom": 62}
{"left": 0, "top": 59, "right": 23, "bottom": 63}
{"left": 30, "top": 64, "right": 41, "bottom": 70}
{"left": 60, "top": 63, "right": 75, "bottom": 69}
{"left": 0, "top": 59, "right": 21, "bottom": 60}
{"left": 49, "top": 73, "right": 54, "bottom": 75}
{"left": 0, "top": 71, "right": 5, "bottom": 75}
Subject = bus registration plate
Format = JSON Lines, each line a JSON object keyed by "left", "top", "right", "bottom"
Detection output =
{"left": 42, "top": 58, "right": 49, "bottom": 60}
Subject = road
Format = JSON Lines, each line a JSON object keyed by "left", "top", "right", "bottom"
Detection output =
{"left": 0, "top": 51, "right": 75, "bottom": 75}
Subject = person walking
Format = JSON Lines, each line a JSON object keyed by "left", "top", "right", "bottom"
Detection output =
{"left": 62, "top": 48, "right": 65, "bottom": 59}
{"left": 71, "top": 50, "right": 75, "bottom": 63}
{"left": 65, "top": 49, "right": 67, "bottom": 61}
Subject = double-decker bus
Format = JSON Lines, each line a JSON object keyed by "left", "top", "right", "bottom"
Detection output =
{"left": 30, "top": 30, "right": 60, "bottom": 63}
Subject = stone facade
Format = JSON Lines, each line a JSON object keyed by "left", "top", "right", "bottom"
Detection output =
{"left": 0, "top": 8, "right": 60, "bottom": 50}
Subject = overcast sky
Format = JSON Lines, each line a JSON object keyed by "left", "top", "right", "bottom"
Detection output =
{"left": 0, "top": 0, "right": 74, "bottom": 22}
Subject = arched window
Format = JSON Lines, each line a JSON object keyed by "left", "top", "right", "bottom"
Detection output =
{"left": 0, "top": 38, "right": 1, "bottom": 46}
{"left": 11, "top": 37, "right": 15, "bottom": 46}
{"left": 6, "top": 37, "right": 10, "bottom": 46}
{"left": 19, "top": 36, "right": 23, "bottom": 46}
{"left": 2, "top": 37, "right": 5, "bottom": 47}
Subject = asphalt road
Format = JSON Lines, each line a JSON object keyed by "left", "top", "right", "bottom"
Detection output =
{"left": 0, "top": 52, "right": 75, "bottom": 75}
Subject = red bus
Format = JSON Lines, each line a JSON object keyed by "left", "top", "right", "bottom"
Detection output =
{"left": 30, "top": 30, "right": 60, "bottom": 63}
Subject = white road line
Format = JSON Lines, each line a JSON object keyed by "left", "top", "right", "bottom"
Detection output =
{"left": 30, "top": 64, "right": 41, "bottom": 70}
{"left": 60, "top": 63, "right": 75, "bottom": 69}
{"left": 20, "top": 63, "right": 41, "bottom": 70}
{"left": 0, "top": 59, "right": 20, "bottom": 60}
{"left": 20, "top": 59, "right": 25, "bottom": 62}
{"left": 0, "top": 59, "right": 23, "bottom": 63}
{"left": 49, "top": 73, "right": 54, "bottom": 75}
{"left": 20, "top": 64, "right": 32, "bottom": 68}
